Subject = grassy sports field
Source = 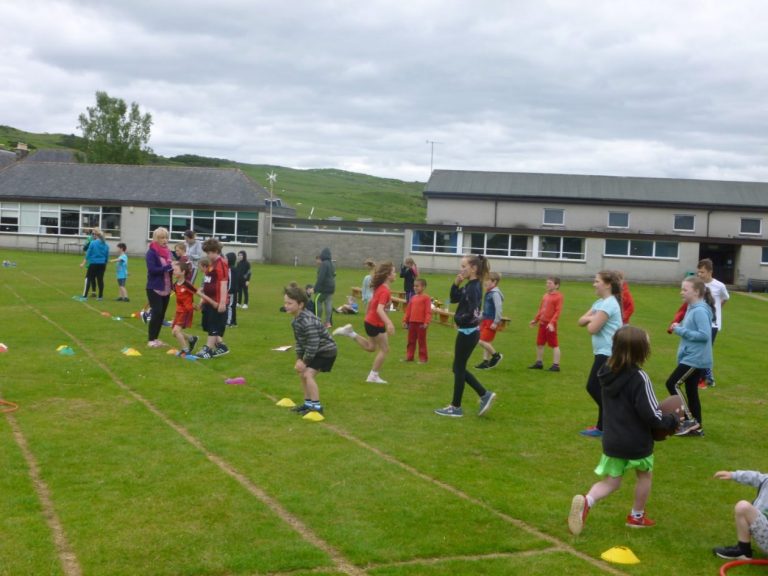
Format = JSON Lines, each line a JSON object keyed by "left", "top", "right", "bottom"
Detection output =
{"left": 0, "top": 249, "right": 765, "bottom": 576}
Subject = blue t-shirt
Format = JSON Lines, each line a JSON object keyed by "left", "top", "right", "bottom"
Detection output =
{"left": 116, "top": 254, "right": 128, "bottom": 280}
{"left": 591, "top": 296, "right": 622, "bottom": 356}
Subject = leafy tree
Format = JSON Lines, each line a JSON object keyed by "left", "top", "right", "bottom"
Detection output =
{"left": 77, "top": 91, "right": 153, "bottom": 164}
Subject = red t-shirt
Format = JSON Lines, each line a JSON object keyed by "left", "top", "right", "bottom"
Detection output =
{"left": 365, "top": 284, "right": 391, "bottom": 327}
{"left": 202, "top": 256, "right": 229, "bottom": 304}
{"left": 174, "top": 281, "right": 195, "bottom": 313}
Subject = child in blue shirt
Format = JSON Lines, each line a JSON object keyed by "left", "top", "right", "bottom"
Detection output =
{"left": 110, "top": 242, "right": 129, "bottom": 302}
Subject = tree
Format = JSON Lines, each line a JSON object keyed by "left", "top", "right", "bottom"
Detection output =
{"left": 77, "top": 91, "right": 153, "bottom": 164}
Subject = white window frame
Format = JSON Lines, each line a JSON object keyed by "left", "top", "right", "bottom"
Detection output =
{"left": 673, "top": 214, "right": 696, "bottom": 232}
{"left": 740, "top": 217, "right": 762, "bottom": 236}
{"left": 604, "top": 238, "right": 679, "bottom": 260}
{"left": 607, "top": 211, "right": 629, "bottom": 229}
{"left": 543, "top": 208, "right": 564, "bottom": 226}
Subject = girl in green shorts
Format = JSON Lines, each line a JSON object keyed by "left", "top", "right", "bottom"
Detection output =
{"left": 568, "top": 325, "right": 680, "bottom": 535}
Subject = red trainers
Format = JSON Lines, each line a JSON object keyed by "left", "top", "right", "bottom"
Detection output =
{"left": 697, "top": 378, "right": 708, "bottom": 389}
{"left": 568, "top": 494, "right": 590, "bottom": 535}
{"left": 626, "top": 513, "right": 656, "bottom": 528}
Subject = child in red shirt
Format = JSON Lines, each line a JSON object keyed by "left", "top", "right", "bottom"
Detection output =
{"left": 197, "top": 238, "right": 230, "bottom": 359}
{"left": 403, "top": 278, "right": 431, "bottom": 362}
{"left": 171, "top": 261, "right": 199, "bottom": 355}
{"left": 528, "top": 276, "right": 563, "bottom": 371}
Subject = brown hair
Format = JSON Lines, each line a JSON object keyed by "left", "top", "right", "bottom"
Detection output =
{"left": 284, "top": 282, "right": 308, "bottom": 305}
{"left": 371, "top": 261, "right": 394, "bottom": 289}
{"left": 606, "top": 325, "right": 650, "bottom": 373}
{"left": 202, "top": 238, "right": 222, "bottom": 254}
{"left": 548, "top": 276, "right": 561, "bottom": 287}
{"left": 174, "top": 242, "right": 187, "bottom": 254}
{"left": 697, "top": 258, "right": 713, "bottom": 272}
{"left": 415, "top": 277, "right": 427, "bottom": 288}
{"left": 488, "top": 271, "right": 501, "bottom": 284}
{"left": 173, "top": 260, "right": 191, "bottom": 274}
{"left": 597, "top": 270, "right": 622, "bottom": 310}
{"left": 683, "top": 276, "right": 717, "bottom": 323}
{"left": 464, "top": 254, "right": 490, "bottom": 282}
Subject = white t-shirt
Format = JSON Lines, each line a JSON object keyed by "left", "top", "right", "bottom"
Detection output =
{"left": 705, "top": 278, "right": 729, "bottom": 330}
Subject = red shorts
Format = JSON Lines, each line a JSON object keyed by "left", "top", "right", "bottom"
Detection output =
{"left": 479, "top": 318, "right": 497, "bottom": 343}
{"left": 537, "top": 322, "right": 559, "bottom": 347}
{"left": 173, "top": 309, "right": 194, "bottom": 330}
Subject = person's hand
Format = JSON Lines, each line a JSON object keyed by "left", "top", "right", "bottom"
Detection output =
{"left": 547, "top": 323, "right": 555, "bottom": 332}
{"left": 79, "top": 262, "right": 85, "bottom": 268}
{"left": 402, "top": 322, "right": 408, "bottom": 329}
{"left": 670, "top": 322, "right": 680, "bottom": 331}
{"left": 491, "top": 322, "right": 498, "bottom": 331}
{"left": 386, "top": 322, "right": 395, "bottom": 335}
{"left": 217, "top": 301, "right": 226, "bottom": 313}
{"left": 714, "top": 471, "right": 733, "bottom": 480}
{"left": 529, "top": 319, "right": 537, "bottom": 327}
{"left": 454, "top": 272, "right": 464, "bottom": 285}
{"left": 294, "top": 359, "right": 306, "bottom": 373}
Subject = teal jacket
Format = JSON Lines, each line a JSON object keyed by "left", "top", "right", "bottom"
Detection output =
{"left": 673, "top": 300, "right": 713, "bottom": 369}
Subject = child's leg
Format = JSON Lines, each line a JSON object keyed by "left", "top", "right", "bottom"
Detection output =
{"left": 535, "top": 344, "right": 545, "bottom": 363}
{"left": 734, "top": 500, "right": 760, "bottom": 543}
{"left": 301, "top": 368, "right": 321, "bottom": 402}
{"left": 552, "top": 346, "right": 561, "bottom": 365}
{"left": 418, "top": 325, "right": 428, "bottom": 362}
{"left": 406, "top": 323, "right": 417, "bottom": 360}
{"left": 478, "top": 339, "right": 493, "bottom": 360}
{"left": 371, "top": 333, "right": 389, "bottom": 372}
{"left": 172, "top": 326, "right": 187, "bottom": 350}
{"left": 351, "top": 333, "right": 376, "bottom": 352}
{"left": 586, "top": 475, "right": 623, "bottom": 505}
{"left": 632, "top": 470, "right": 653, "bottom": 513}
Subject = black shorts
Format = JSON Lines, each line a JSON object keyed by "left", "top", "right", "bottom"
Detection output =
{"left": 306, "top": 353, "right": 337, "bottom": 373}
{"left": 364, "top": 321, "right": 386, "bottom": 337}
{"left": 201, "top": 304, "right": 227, "bottom": 336}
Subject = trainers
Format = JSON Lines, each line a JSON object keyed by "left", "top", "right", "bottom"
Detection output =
{"left": 568, "top": 494, "right": 590, "bottom": 535}
{"left": 242, "top": 304, "right": 248, "bottom": 310}
{"left": 197, "top": 346, "right": 214, "bottom": 359}
{"left": 366, "top": 373, "right": 387, "bottom": 384}
{"left": 706, "top": 378, "right": 716, "bottom": 388}
{"left": 147, "top": 340, "right": 165, "bottom": 348}
{"left": 626, "top": 513, "right": 655, "bottom": 528}
{"left": 488, "top": 353, "right": 503, "bottom": 368}
{"left": 332, "top": 324, "right": 355, "bottom": 337}
{"left": 214, "top": 343, "right": 230, "bottom": 357}
{"left": 580, "top": 427, "right": 603, "bottom": 437}
{"left": 434, "top": 405, "right": 463, "bottom": 417}
{"left": 140, "top": 310, "right": 151, "bottom": 324}
{"left": 291, "top": 403, "right": 311, "bottom": 413}
{"left": 474, "top": 360, "right": 490, "bottom": 370}
{"left": 478, "top": 391, "right": 497, "bottom": 416}
{"left": 188, "top": 335, "right": 199, "bottom": 354}
{"left": 698, "top": 378, "right": 708, "bottom": 389}
{"left": 684, "top": 428, "right": 705, "bottom": 437}
{"left": 674, "top": 419, "right": 701, "bottom": 436}
{"left": 548, "top": 364, "right": 561, "bottom": 372}
{"left": 713, "top": 545, "right": 752, "bottom": 560}
{"left": 528, "top": 362, "right": 543, "bottom": 369}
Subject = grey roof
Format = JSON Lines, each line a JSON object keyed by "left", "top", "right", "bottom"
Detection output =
{"left": 25, "top": 149, "right": 77, "bottom": 163}
{"left": 425, "top": 170, "right": 768, "bottom": 210}
{"left": 0, "top": 149, "right": 15, "bottom": 169}
{"left": 0, "top": 161, "right": 282, "bottom": 212}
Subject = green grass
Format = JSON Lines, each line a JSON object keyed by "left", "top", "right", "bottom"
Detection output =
{"left": 0, "top": 249, "right": 764, "bottom": 575}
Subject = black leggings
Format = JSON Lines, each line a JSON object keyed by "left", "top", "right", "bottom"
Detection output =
{"left": 146, "top": 289, "right": 170, "bottom": 342}
{"left": 665, "top": 364, "right": 703, "bottom": 424}
{"left": 237, "top": 284, "right": 249, "bottom": 305}
{"left": 585, "top": 354, "right": 609, "bottom": 431}
{"left": 84, "top": 263, "right": 106, "bottom": 298}
{"left": 451, "top": 330, "right": 487, "bottom": 407}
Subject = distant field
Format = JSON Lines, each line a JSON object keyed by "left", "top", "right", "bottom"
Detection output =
{"left": 0, "top": 248, "right": 763, "bottom": 575}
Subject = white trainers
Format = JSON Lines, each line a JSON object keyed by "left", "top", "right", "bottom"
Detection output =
{"left": 366, "top": 373, "right": 388, "bottom": 384}
{"left": 242, "top": 304, "right": 248, "bottom": 310}
{"left": 332, "top": 323, "right": 355, "bottom": 337}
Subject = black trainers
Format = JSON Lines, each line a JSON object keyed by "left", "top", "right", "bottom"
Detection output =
{"left": 548, "top": 364, "right": 561, "bottom": 372}
{"left": 475, "top": 360, "right": 490, "bottom": 370}
{"left": 196, "top": 346, "right": 214, "bottom": 359}
{"left": 188, "top": 335, "right": 199, "bottom": 354}
{"left": 674, "top": 419, "right": 701, "bottom": 436}
{"left": 713, "top": 544, "right": 752, "bottom": 560}
{"left": 214, "top": 343, "right": 230, "bottom": 357}
{"left": 488, "top": 353, "right": 503, "bottom": 368}
{"left": 528, "top": 362, "right": 543, "bottom": 369}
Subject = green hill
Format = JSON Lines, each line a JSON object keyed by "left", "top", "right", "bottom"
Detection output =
{"left": 0, "top": 125, "right": 427, "bottom": 222}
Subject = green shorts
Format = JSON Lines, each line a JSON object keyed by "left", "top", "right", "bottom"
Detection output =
{"left": 594, "top": 454, "right": 654, "bottom": 478}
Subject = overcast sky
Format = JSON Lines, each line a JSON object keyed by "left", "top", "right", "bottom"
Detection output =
{"left": 3, "top": 1, "right": 768, "bottom": 183}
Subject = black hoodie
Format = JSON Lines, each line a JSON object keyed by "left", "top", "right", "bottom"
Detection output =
{"left": 598, "top": 364, "right": 677, "bottom": 460}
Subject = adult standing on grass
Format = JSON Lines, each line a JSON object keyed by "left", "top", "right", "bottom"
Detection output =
{"left": 79, "top": 227, "right": 109, "bottom": 300}
{"left": 697, "top": 258, "right": 729, "bottom": 387}
{"left": 578, "top": 270, "right": 623, "bottom": 437}
{"left": 284, "top": 282, "right": 338, "bottom": 416}
{"left": 145, "top": 227, "right": 173, "bottom": 348}
{"left": 333, "top": 261, "right": 396, "bottom": 384}
{"left": 314, "top": 247, "right": 336, "bottom": 328}
{"left": 434, "top": 254, "right": 496, "bottom": 418}
{"left": 665, "top": 275, "right": 713, "bottom": 437}
{"left": 184, "top": 230, "right": 203, "bottom": 284}
{"left": 568, "top": 325, "right": 681, "bottom": 536}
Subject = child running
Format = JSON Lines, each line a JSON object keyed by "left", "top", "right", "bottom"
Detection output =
{"left": 402, "top": 277, "right": 431, "bottom": 363}
{"left": 333, "top": 260, "right": 396, "bottom": 384}
{"left": 170, "top": 261, "right": 199, "bottom": 355}
{"left": 528, "top": 276, "right": 563, "bottom": 371}
{"left": 568, "top": 325, "right": 681, "bottom": 535}
{"left": 475, "top": 271, "right": 504, "bottom": 370}
{"left": 434, "top": 254, "right": 497, "bottom": 418}
{"left": 711, "top": 469, "right": 768, "bottom": 560}
{"left": 110, "top": 242, "right": 129, "bottom": 302}
{"left": 284, "top": 282, "right": 338, "bottom": 416}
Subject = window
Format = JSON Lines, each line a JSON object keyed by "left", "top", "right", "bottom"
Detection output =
{"left": 741, "top": 218, "right": 762, "bottom": 235}
{"left": 674, "top": 214, "right": 695, "bottom": 232}
{"left": 762, "top": 247, "right": 768, "bottom": 264}
{"left": 543, "top": 208, "right": 564, "bottom": 226}
{"left": 148, "top": 208, "right": 259, "bottom": 244}
{"left": 470, "top": 233, "right": 529, "bottom": 257}
{"left": 539, "top": 236, "right": 584, "bottom": 260}
{"left": 605, "top": 238, "right": 679, "bottom": 259}
{"left": 411, "top": 230, "right": 459, "bottom": 254}
{"left": 608, "top": 211, "right": 629, "bottom": 228}
{"left": 0, "top": 203, "right": 19, "bottom": 232}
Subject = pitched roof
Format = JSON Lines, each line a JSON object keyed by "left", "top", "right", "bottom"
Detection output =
{"left": 0, "top": 161, "right": 277, "bottom": 212}
{"left": 0, "top": 149, "right": 15, "bottom": 169}
{"left": 424, "top": 170, "right": 768, "bottom": 210}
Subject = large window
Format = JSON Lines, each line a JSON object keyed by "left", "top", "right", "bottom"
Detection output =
{"left": 605, "top": 239, "right": 679, "bottom": 259}
{"left": 470, "top": 233, "right": 529, "bottom": 257}
{"left": 608, "top": 211, "right": 629, "bottom": 228}
{"left": 543, "top": 208, "right": 564, "bottom": 226}
{"left": 539, "top": 236, "right": 584, "bottom": 260}
{"left": 0, "top": 203, "right": 19, "bottom": 232}
{"left": 674, "top": 214, "right": 695, "bottom": 232}
{"left": 0, "top": 203, "right": 122, "bottom": 236}
{"left": 411, "top": 230, "right": 459, "bottom": 254}
{"left": 148, "top": 208, "right": 260, "bottom": 244}
{"left": 741, "top": 218, "right": 762, "bottom": 235}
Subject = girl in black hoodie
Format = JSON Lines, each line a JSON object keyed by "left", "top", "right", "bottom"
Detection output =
{"left": 568, "top": 325, "right": 679, "bottom": 535}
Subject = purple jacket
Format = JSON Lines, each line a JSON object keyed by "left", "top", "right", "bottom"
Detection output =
{"left": 145, "top": 247, "right": 172, "bottom": 292}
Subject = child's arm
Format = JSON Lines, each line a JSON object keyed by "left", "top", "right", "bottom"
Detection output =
{"left": 490, "top": 290, "right": 503, "bottom": 328}
{"left": 673, "top": 308, "right": 710, "bottom": 341}
{"left": 377, "top": 303, "right": 395, "bottom": 335}
{"left": 549, "top": 293, "right": 563, "bottom": 327}
{"left": 216, "top": 280, "right": 228, "bottom": 312}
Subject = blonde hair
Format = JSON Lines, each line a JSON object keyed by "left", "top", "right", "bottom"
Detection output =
{"left": 152, "top": 227, "right": 169, "bottom": 242}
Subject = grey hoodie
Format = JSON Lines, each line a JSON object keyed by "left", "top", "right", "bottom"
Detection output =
{"left": 314, "top": 247, "right": 336, "bottom": 295}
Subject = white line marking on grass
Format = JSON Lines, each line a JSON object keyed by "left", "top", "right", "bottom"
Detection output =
{"left": 8, "top": 285, "right": 365, "bottom": 576}
{"left": 5, "top": 413, "right": 83, "bottom": 576}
